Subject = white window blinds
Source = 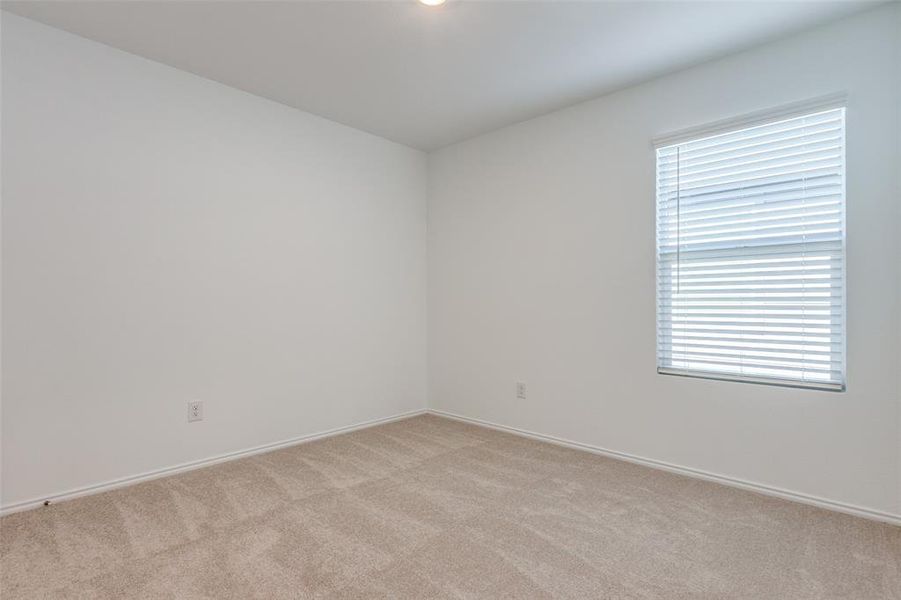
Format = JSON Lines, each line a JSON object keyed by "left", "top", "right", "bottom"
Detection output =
{"left": 656, "top": 107, "right": 846, "bottom": 391}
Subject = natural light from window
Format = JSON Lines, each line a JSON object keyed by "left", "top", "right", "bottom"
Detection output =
{"left": 655, "top": 106, "right": 846, "bottom": 391}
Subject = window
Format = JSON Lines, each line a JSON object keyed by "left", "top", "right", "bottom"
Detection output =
{"left": 656, "top": 106, "right": 846, "bottom": 391}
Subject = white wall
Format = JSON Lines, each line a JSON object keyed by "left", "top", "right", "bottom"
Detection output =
{"left": 428, "top": 5, "right": 901, "bottom": 516}
{"left": 1, "top": 14, "right": 427, "bottom": 509}
{"left": 3, "top": 5, "right": 899, "bottom": 518}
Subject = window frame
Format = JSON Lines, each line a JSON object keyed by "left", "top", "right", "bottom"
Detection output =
{"left": 653, "top": 96, "right": 848, "bottom": 392}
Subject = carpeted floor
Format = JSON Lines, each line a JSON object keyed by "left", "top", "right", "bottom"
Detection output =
{"left": 1, "top": 414, "right": 899, "bottom": 599}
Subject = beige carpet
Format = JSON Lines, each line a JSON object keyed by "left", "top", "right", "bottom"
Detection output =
{"left": 1, "top": 414, "right": 899, "bottom": 599}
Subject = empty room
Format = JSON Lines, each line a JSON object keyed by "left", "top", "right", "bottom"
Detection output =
{"left": 1, "top": 0, "right": 899, "bottom": 598}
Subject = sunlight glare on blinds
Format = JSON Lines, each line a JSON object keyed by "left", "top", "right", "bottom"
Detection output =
{"left": 656, "top": 107, "right": 845, "bottom": 390}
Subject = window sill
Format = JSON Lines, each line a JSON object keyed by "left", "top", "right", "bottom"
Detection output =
{"left": 657, "top": 367, "right": 845, "bottom": 392}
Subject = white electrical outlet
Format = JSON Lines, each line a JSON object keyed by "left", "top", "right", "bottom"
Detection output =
{"left": 188, "top": 401, "right": 203, "bottom": 422}
{"left": 516, "top": 382, "right": 527, "bottom": 399}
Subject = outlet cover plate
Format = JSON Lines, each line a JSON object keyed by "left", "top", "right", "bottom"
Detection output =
{"left": 188, "top": 401, "right": 203, "bottom": 422}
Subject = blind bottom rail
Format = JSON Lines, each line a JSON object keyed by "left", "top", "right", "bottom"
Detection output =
{"left": 657, "top": 366, "right": 845, "bottom": 392}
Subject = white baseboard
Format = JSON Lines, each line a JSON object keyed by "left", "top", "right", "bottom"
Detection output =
{"left": 428, "top": 408, "right": 901, "bottom": 527}
{"left": 5, "top": 406, "right": 897, "bottom": 527}
{"left": 0, "top": 408, "right": 427, "bottom": 517}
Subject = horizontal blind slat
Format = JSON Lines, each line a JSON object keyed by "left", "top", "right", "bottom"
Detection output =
{"left": 657, "top": 176, "right": 841, "bottom": 208}
{"left": 659, "top": 110, "right": 842, "bottom": 156}
{"left": 658, "top": 145, "right": 842, "bottom": 182}
{"left": 664, "top": 336, "right": 843, "bottom": 347}
{"left": 657, "top": 129, "right": 842, "bottom": 172}
{"left": 662, "top": 354, "right": 841, "bottom": 373}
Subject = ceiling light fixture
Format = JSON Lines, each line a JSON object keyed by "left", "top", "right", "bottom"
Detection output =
{"left": 418, "top": 0, "right": 446, "bottom": 6}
